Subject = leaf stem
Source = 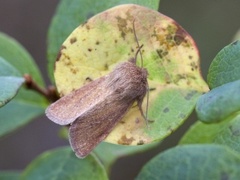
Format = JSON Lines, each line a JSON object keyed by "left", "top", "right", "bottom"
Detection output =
{"left": 23, "top": 74, "right": 59, "bottom": 102}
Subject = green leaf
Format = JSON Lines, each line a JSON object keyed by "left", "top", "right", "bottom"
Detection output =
{"left": 214, "top": 114, "right": 240, "bottom": 153}
{"left": 0, "top": 77, "right": 24, "bottom": 107}
{"left": 47, "top": 0, "right": 160, "bottom": 81}
{"left": 21, "top": 147, "right": 108, "bottom": 180}
{"left": 0, "top": 57, "right": 21, "bottom": 76}
{"left": 180, "top": 114, "right": 240, "bottom": 153}
{"left": 196, "top": 79, "right": 240, "bottom": 123}
{"left": 0, "top": 57, "right": 24, "bottom": 107}
{"left": 179, "top": 120, "right": 229, "bottom": 145}
{"left": 0, "top": 33, "right": 47, "bottom": 137}
{"left": 0, "top": 171, "right": 20, "bottom": 180}
{"left": 207, "top": 40, "right": 240, "bottom": 89}
{"left": 51, "top": 4, "right": 208, "bottom": 145}
{"left": 0, "top": 33, "right": 44, "bottom": 87}
{"left": 94, "top": 142, "right": 159, "bottom": 173}
{"left": 136, "top": 144, "right": 240, "bottom": 180}
{"left": 0, "top": 101, "right": 44, "bottom": 137}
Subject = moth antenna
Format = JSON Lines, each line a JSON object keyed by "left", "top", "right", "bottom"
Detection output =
{"left": 134, "top": 44, "right": 144, "bottom": 62}
{"left": 133, "top": 19, "right": 144, "bottom": 67}
{"left": 133, "top": 20, "right": 150, "bottom": 128}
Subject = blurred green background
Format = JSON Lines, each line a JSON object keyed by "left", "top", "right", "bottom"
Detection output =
{"left": 0, "top": 1, "right": 239, "bottom": 179}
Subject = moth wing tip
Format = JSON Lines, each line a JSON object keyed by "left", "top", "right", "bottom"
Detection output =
{"left": 75, "top": 151, "right": 88, "bottom": 159}
{"left": 45, "top": 107, "right": 74, "bottom": 126}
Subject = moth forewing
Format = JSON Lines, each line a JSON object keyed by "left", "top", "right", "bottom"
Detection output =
{"left": 45, "top": 75, "right": 110, "bottom": 125}
{"left": 69, "top": 94, "right": 135, "bottom": 158}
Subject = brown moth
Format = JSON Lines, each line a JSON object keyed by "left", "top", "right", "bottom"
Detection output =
{"left": 46, "top": 26, "right": 149, "bottom": 158}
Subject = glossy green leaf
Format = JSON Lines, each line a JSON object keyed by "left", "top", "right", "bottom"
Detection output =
{"left": 196, "top": 79, "right": 240, "bottom": 123}
{"left": 21, "top": 147, "right": 108, "bottom": 180}
{"left": 47, "top": 0, "right": 160, "bottom": 81}
{"left": 0, "top": 33, "right": 47, "bottom": 137}
{"left": 0, "top": 57, "right": 21, "bottom": 76}
{"left": 0, "top": 171, "right": 20, "bottom": 180}
{"left": 0, "top": 101, "right": 44, "bottom": 137}
{"left": 180, "top": 114, "right": 240, "bottom": 153}
{"left": 214, "top": 114, "right": 240, "bottom": 153}
{"left": 0, "top": 33, "right": 44, "bottom": 87}
{"left": 94, "top": 142, "right": 159, "bottom": 173}
{"left": 0, "top": 57, "right": 24, "bottom": 107}
{"left": 207, "top": 40, "right": 240, "bottom": 89}
{"left": 136, "top": 144, "right": 240, "bottom": 180}
{"left": 0, "top": 77, "right": 24, "bottom": 107}
{"left": 179, "top": 120, "right": 229, "bottom": 145}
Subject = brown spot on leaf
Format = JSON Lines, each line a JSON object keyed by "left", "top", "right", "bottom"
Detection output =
{"left": 62, "top": 54, "right": 72, "bottom": 66}
{"left": 56, "top": 45, "right": 66, "bottom": 61}
{"left": 163, "top": 107, "right": 170, "bottom": 113}
{"left": 152, "top": 26, "right": 177, "bottom": 52}
{"left": 148, "top": 119, "right": 155, "bottom": 124}
{"left": 174, "top": 34, "right": 185, "bottom": 45}
{"left": 149, "top": 87, "right": 156, "bottom": 91}
{"left": 178, "top": 113, "right": 186, "bottom": 119}
{"left": 115, "top": 12, "right": 134, "bottom": 39}
{"left": 166, "top": 34, "right": 172, "bottom": 42}
{"left": 137, "top": 140, "right": 145, "bottom": 145}
{"left": 86, "top": 24, "right": 90, "bottom": 30}
{"left": 190, "top": 62, "right": 198, "bottom": 71}
{"left": 174, "top": 74, "right": 187, "bottom": 84}
{"left": 116, "top": 16, "right": 127, "bottom": 39}
{"left": 184, "top": 90, "right": 197, "bottom": 100}
{"left": 70, "top": 67, "right": 78, "bottom": 74}
{"left": 70, "top": 37, "right": 77, "bottom": 44}
{"left": 118, "top": 135, "right": 135, "bottom": 145}
{"left": 86, "top": 77, "right": 93, "bottom": 82}
{"left": 96, "top": 41, "right": 100, "bottom": 45}
{"left": 120, "top": 120, "right": 125, "bottom": 124}
{"left": 88, "top": 48, "right": 92, "bottom": 52}
{"left": 104, "top": 63, "right": 109, "bottom": 70}
{"left": 174, "top": 24, "right": 187, "bottom": 43}
{"left": 156, "top": 49, "right": 168, "bottom": 59}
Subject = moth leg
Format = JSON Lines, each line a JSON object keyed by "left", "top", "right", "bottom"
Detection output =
{"left": 137, "top": 96, "right": 149, "bottom": 128}
{"left": 137, "top": 83, "right": 154, "bottom": 128}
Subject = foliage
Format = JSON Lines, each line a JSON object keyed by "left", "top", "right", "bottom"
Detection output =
{"left": 1, "top": 0, "right": 240, "bottom": 179}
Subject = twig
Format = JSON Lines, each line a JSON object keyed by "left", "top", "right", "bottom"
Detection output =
{"left": 23, "top": 74, "right": 59, "bottom": 102}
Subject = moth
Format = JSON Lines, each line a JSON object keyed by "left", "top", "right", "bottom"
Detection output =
{"left": 46, "top": 26, "right": 149, "bottom": 158}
